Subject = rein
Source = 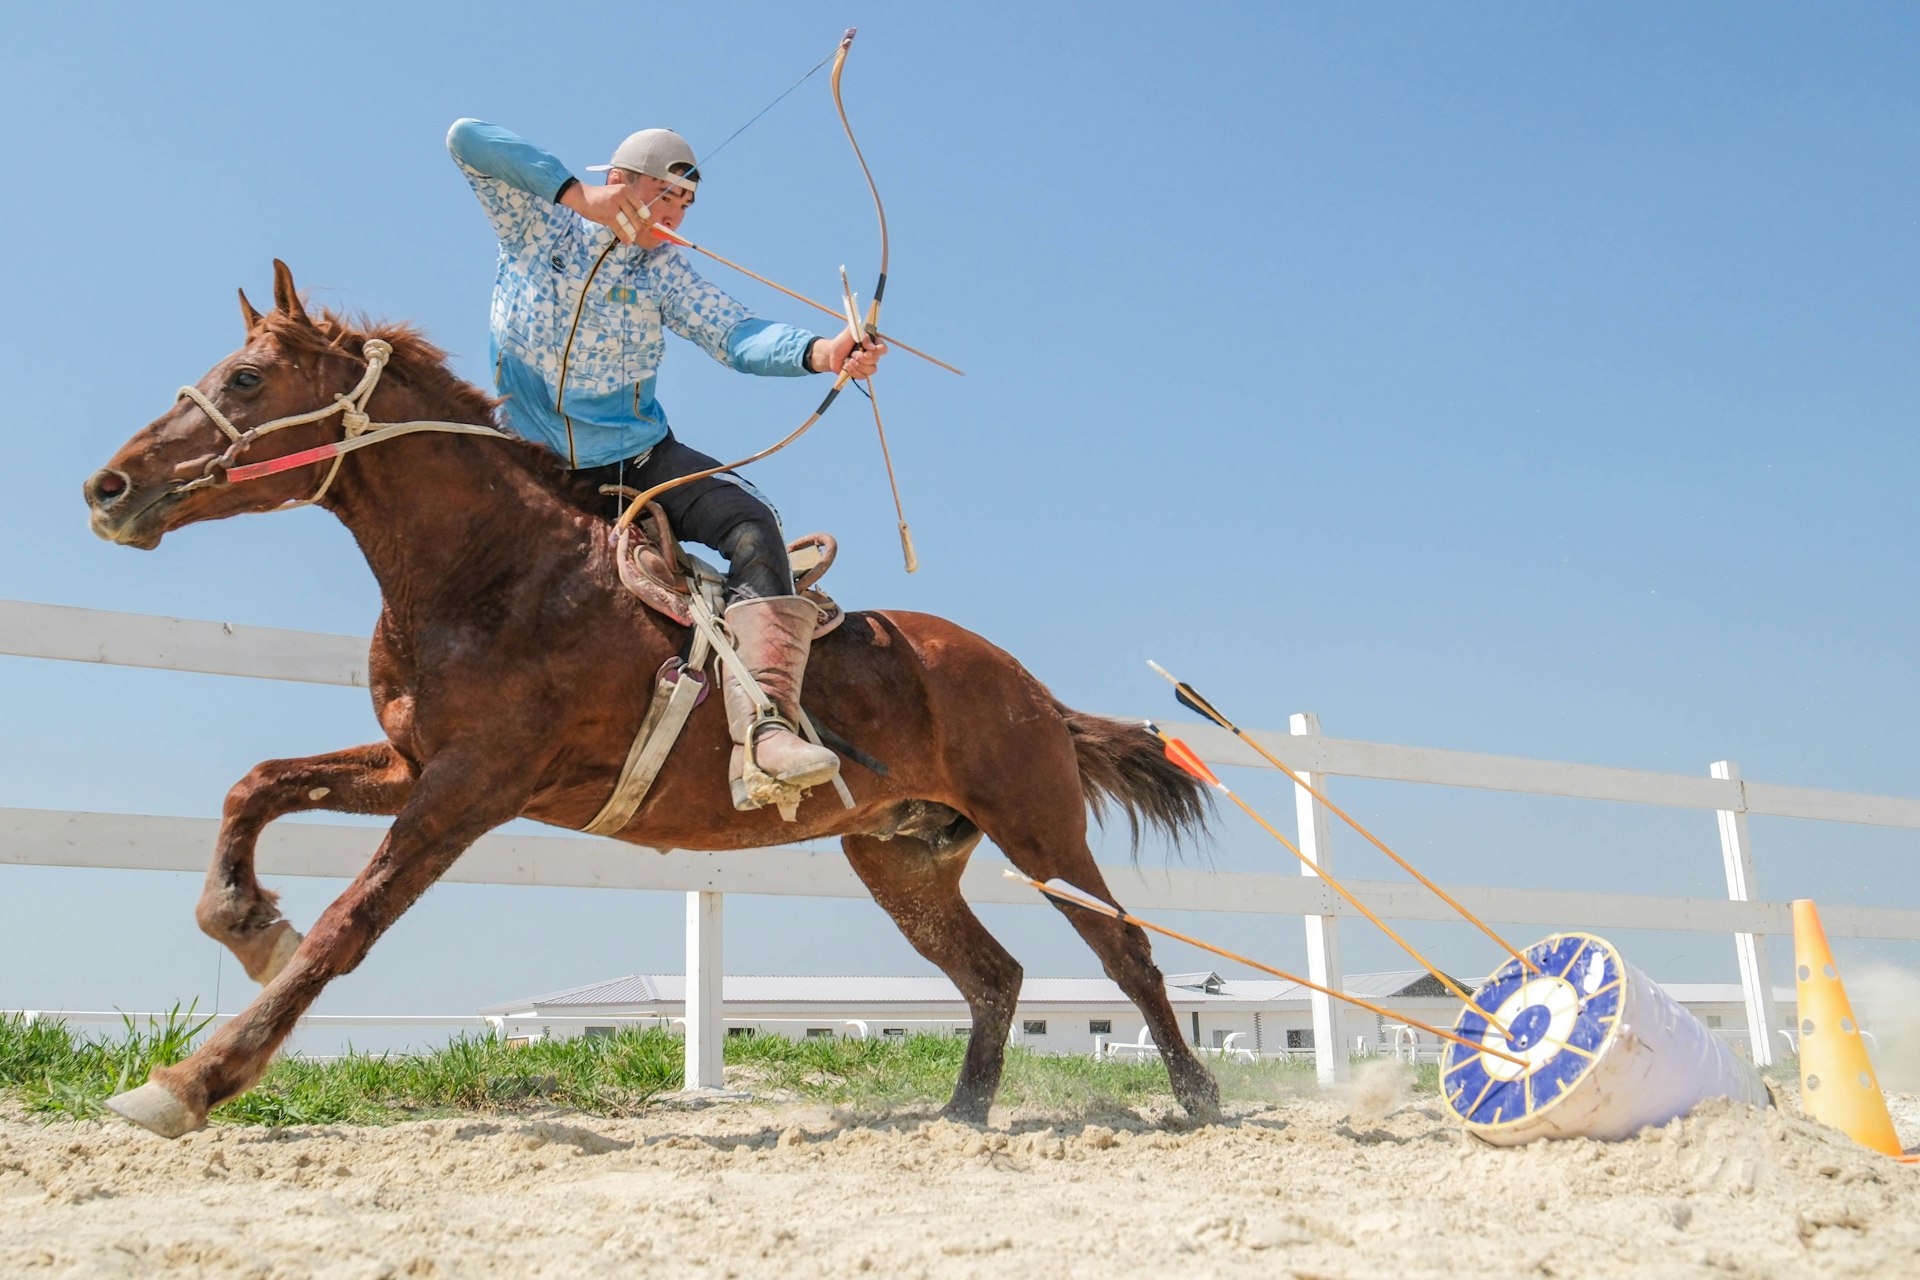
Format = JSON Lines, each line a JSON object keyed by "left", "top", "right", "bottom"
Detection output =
{"left": 172, "top": 338, "right": 509, "bottom": 510}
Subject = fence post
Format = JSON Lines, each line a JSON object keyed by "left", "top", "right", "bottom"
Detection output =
{"left": 1712, "top": 760, "right": 1777, "bottom": 1066}
{"left": 1292, "top": 712, "right": 1349, "bottom": 1085}
{"left": 685, "top": 890, "right": 726, "bottom": 1089}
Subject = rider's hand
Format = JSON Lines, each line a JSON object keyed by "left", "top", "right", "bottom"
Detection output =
{"left": 562, "top": 182, "right": 663, "bottom": 244}
{"left": 815, "top": 327, "right": 890, "bottom": 380}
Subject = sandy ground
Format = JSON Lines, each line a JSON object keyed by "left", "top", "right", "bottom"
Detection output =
{"left": 2, "top": 1073, "right": 1915, "bottom": 1279}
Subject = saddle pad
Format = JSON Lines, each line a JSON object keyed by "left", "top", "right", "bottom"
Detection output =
{"left": 612, "top": 521, "right": 842, "bottom": 637}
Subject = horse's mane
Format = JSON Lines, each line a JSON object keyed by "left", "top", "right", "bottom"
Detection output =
{"left": 258, "top": 308, "right": 598, "bottom": 509}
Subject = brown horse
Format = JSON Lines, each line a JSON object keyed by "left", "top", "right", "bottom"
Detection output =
{"left": 82, "top": 262, "right": 1220, "bottom": 1137}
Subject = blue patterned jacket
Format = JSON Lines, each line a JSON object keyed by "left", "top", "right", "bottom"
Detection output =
{"left": 447, "top": 119, "right": 819, "bottom": 468}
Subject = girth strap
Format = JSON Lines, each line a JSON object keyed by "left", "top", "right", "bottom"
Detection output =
{"left": 583, "top": 577, "right": 852, "bottom": 837}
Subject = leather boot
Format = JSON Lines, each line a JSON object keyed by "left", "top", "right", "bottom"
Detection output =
{"left": 722, "top": 595, "right": 840, "bottom": 810}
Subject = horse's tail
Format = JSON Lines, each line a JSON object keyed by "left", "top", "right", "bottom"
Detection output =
{"left": 1058, "top": 704, "right": 1215, "bottom": 854}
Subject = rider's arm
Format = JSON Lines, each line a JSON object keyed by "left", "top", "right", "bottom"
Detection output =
{"left": 650, "top": 249, "right": 819, "bottom": 377}
{"left": 446, "top": 119, "right": 576, "bottom": 242}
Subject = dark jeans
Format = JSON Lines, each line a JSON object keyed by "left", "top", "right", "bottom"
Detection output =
{"left": 566, "top": 435, "right": 792, "bottom": 602}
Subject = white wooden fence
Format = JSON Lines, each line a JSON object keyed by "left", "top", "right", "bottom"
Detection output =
{"left": 5, "top": 598, "right": 1920, "bottom": 1087}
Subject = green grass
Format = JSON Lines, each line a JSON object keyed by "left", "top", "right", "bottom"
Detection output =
{"left": 0, "top": 1013, "right": 1433, "bottom": 1128}
{"left": 0, "top": 1005, "right": 211, "bottom": 1121}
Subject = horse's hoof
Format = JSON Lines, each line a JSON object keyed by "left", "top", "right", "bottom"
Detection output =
{"left": 1175, "top": 1073, "right": 1223, "bottom": 1126}
{"left": 105, "top": 1081, "right": 204, "bottom": 1139}
{"left": 249, "top": 920, "right": 303, "bottom": 985}
{"left": 1180, "top": 1094, "right": 1223, "bottom": 1126}
{"left": 938, "top": 1100, "right": 990, "bottom": 1127}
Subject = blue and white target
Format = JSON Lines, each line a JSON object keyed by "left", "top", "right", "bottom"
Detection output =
{"left": 1443, "top": 933, "right": 1768, "bottom": 1145}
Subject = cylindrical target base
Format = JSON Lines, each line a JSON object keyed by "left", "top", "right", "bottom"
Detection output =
{"left": 1444, "top": 933, "right": 1769, "bottom": 1145}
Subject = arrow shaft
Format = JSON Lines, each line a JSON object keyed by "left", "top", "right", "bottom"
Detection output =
{"left": 1150, "top": 665, "right": 1537, "bottom": 975}
{"left": 1011, "top": 872, "right": 1527, "bottom": 1068}
{"left": 1151, "top": 727, "right": 1505, "bottom": 1032}
{"left": 1229, "top": 721, "right": 1538, "bottom": 976}
{"left": 648, "top": 229, "right": 963, "bottom": 375}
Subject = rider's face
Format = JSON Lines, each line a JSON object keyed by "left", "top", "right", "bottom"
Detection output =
{"left": 610, "top": 170, "right": 696, "bottom": 240}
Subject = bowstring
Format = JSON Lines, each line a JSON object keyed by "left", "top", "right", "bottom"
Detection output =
{"left": 633, "top": 38, "right": 880, "bottom": 368}
{"left": 699, "top": 46, "right": 838, "bottom": 174}
{"left": 624, "top": 43, "right": 837, "bottom": 230}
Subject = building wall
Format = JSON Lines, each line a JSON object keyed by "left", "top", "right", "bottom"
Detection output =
{"left": 508, "top": 996, "right": 1777, "bottom": 1060}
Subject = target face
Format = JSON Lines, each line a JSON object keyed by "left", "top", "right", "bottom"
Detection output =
{"left": 1442, "top": 933, "right": 1625, "bottom": 1130}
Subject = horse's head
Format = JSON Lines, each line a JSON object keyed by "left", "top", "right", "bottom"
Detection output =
{"left": 85, "top": 260, "right": 372, "bottom": 549}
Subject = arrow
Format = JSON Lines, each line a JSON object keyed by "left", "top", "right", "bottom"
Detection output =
{"left": 1148, "top": 661, "right": 1537, "bottom": 975}
{"left": 1145, "top": 721, "right": 1510, "bottom": 1032}
{"left": 1004, "top": 870, "right": 1528, "bottom": 1068}
{"left": 841, "top": 265, "right": 918, "bottom": 573}
{"left": 624, "top": 216, "right": 964, "bottom": 377}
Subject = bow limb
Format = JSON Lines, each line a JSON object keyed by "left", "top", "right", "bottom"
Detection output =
{"left": 611, "top": 28, "right": 920, "bottom": 571}
{"left": 833, "top": 29, "right": 919, "bottom": 572}
{"left": 832, "top": 29, "right": 888, "bottom": 339}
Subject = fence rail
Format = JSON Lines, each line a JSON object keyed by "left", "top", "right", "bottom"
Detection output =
{"left": 6, "top": 805, "right": 1916, "bottom": 938}
{"left": 6, "top": 598, "right": 1919, "bottom": 1086}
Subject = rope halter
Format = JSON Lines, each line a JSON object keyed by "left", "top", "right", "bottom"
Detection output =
{"left": 170, "top": 337, "right": 509, "bottom": 511}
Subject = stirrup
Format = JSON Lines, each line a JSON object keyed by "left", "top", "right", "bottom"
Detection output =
{"left": 731, "top": 714, "right": 837, "bottom": 821}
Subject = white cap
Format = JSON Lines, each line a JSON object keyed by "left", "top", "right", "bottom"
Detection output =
{"left": 585, "top": 128, "right": 700, "bottom": 190}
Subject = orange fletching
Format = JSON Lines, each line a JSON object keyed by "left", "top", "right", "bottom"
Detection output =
{"left": 1162, "top": 736, "right": 1224, "bottom": 789}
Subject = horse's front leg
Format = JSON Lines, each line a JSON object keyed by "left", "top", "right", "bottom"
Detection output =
{"left": 197, "top": 743, "right": 416, "bottom": 986}
{"left": 110, "top": 748, "right": 529, "bottom": 1138}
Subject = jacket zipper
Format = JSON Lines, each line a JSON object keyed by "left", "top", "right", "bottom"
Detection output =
{"left": 554, "top": 239, "right": 620, "bottom": 467}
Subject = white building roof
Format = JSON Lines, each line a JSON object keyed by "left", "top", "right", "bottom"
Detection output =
{"left": 479, "top": 969, "right": 1457, "bottom": 1016}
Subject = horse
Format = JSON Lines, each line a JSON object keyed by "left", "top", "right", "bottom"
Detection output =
{"left": 82, "top": 261, "right": 1221, "bottom": 1137}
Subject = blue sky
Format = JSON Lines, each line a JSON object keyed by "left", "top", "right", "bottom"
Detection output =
{"left": 2, "top": 4, "right": 1916, "bottom": 1041}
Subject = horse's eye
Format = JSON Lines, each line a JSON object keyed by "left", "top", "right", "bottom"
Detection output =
{"left": 229, "top": 368, "right": 264, "bottom": 391}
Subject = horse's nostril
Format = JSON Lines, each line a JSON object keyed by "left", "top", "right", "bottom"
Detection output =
{"left": 88, "top": 469, "right": 130, "bottom": 506}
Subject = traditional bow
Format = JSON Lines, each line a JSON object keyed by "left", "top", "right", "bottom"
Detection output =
{"left": 615, "top": 30, "right": 929, "bottom": 572}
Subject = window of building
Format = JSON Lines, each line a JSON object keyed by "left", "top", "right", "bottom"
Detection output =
{"left": 726, "top": 1027, "right": 755, "bottom": 1039}
{"left": 805, "top": 1028, "right": 834, "bottom": 1039}
{"left": 1211, "top": 1029, "right": 1231, "bottom": 1048}
{"left": 1705, "top": 1014, "right": 1723, "bottom": 1028}
{"left": 1022, "top": 1020, "right": 1048, "bottom": 1036}
{"left": 584, "top": 1025, "right": 614, "bottom": 1039}
{"left": 1286, "top": 1028, "right": 1315, "bottom": 1049}
{"left": 1088, "top": 1019, "right": 1112, "bottom": 1035}
{"left": 882, "top": 1027, "right": 906, "bottom": 1039}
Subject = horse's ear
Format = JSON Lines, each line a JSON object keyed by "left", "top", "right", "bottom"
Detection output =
{"left": 270, "top": 259, "right": 311, "bottom": 327}
{"left": 238, "top": 287, "right": 264, "bottom": 334}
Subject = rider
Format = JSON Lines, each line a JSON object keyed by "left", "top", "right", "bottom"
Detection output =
{"left": 447, "top": 118, "right": 887, "bottom": 809}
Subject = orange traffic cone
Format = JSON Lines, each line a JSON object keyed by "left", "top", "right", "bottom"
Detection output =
{"left": 1790, "top": 899, "right": 1907, "bottom": 1159}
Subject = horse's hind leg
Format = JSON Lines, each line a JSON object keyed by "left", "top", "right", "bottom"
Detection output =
{"left": 197, "top": 742, "right": 415, "bottom": 985}
{"left": 970, "top": 799, "right": 1222, "bottom": 1124}
{"left": 1041, "top": 888, "right": 1222, "bottom": 1122}
{"left": 840, "top": 829, "right": 1020, "bottom": 1124}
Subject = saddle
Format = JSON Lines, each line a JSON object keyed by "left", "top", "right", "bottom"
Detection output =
{"left": 613, "top": 502, "right": 843, "bottom": 638}
{"left": 584, "top": 504, "right": 852, "bottom": 837}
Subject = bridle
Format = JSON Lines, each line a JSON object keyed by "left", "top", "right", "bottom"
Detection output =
{"left": 170, "top": 337, "right": 509, "bottom": 510}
